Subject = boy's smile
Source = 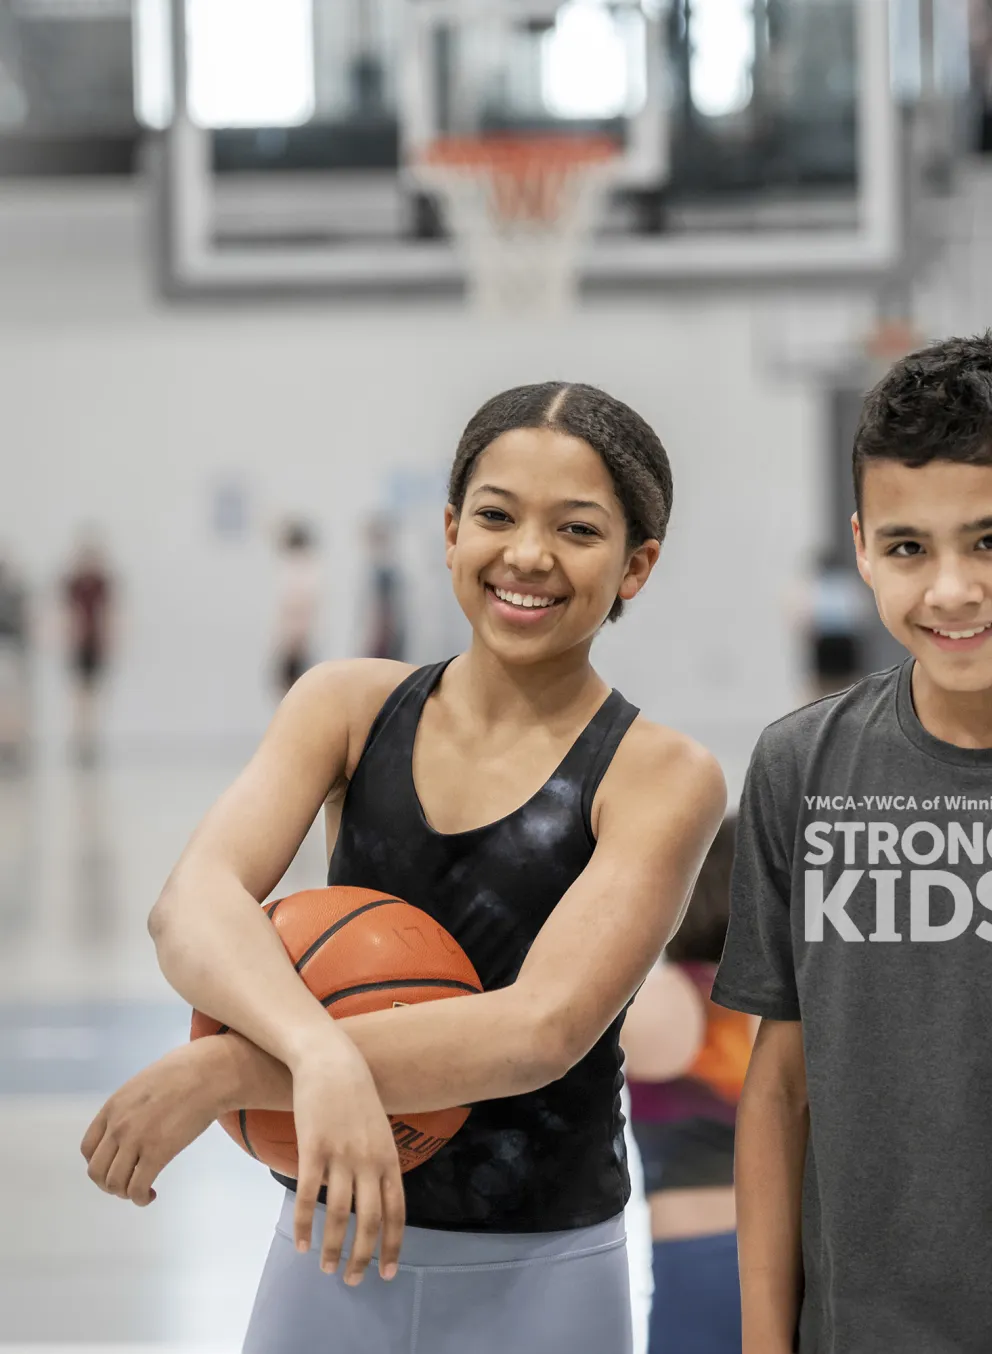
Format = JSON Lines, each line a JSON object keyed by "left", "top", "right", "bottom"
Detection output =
{"left": 922, "top": 622, "right": 992, "bottom": 653}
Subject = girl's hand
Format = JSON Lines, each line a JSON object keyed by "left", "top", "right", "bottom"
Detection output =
{"left": 288, "top": 1036, "right": 405, "bottom": 1286}
{"left": 80, "top": 1038, "right": 230, "bottom": 1205}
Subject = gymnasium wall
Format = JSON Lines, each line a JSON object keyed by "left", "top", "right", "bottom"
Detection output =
{"left": 0, "top": 181, "right": 837, "bottom": 778}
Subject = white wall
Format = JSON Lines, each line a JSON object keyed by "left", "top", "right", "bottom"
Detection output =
{"left": 0, "top": 180, "right": 833, "bottom": 784}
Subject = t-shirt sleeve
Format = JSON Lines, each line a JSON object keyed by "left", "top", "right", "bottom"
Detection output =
{"left": 710, "top": 730, "right": 801, "bottom": 1021}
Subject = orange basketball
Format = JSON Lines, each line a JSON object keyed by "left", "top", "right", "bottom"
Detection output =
{"left": 190, "top": 885, "right": 483, "bottom": 1174}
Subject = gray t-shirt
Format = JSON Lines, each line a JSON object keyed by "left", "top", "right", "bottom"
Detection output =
{"left": 713, "top": 660, "right": 992, "bottom": 1354}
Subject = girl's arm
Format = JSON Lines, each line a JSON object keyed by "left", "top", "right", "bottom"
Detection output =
{"left": 145, "top": 658, "right": 414, "bottom": 1284}
{"left": 145, "top": 653, "right": 556, "bottom": 1105}
{"left": 736, "top": 1018, "right": 809, "bottom": 1354}
{"left": 147, "top": 660, "right": 386, "bottom": 1066}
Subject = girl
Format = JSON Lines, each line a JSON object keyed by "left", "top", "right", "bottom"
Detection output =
{"left": 623, "top": 816, "right": 755, "bottom": 1354}
{"left": 81, "top": 382, "right": 725, "bottom": 1354}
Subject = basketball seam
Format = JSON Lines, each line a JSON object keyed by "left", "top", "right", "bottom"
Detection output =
{"left": 322, "top": 977, "right": 481, "bottom": 1007}
{"left": 292, "top": 897, "right": 400, "bottom": 974}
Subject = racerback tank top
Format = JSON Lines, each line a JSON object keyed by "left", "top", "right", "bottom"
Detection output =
{"left": 285, "top": 657, "right": 641, "bottom": 1233}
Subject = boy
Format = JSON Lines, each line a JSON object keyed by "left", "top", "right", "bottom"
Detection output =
{"left": 711, "top": 331, "right": 992, "bottom": 1354}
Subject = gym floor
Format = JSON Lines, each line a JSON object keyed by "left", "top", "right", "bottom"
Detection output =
{"left": 0, "top": 753, "right": 327, "bottom": 1354}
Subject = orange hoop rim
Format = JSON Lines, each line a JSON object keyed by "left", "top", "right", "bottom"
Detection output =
{"left": 419, "top": 133, "right": 621, "bottom": 172}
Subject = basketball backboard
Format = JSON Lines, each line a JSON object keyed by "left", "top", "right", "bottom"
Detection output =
{"left": 151, "top": 0, "right": 910, "bottom": 299}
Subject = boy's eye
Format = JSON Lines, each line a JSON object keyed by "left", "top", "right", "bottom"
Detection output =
{"left": 888, "top": 536, "right": 992, "bottom": 556}
{"left": 565, "top": 524, "right": 599, "bottom": 538}
{"left": 477, "top": 509, "right": 510, "bottom": 523}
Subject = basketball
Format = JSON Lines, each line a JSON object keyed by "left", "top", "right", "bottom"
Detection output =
{"left": 190, "top": 885, "right": 483, "bottom": 1174}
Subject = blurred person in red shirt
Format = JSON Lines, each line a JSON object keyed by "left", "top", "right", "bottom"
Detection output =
{"left": 63, "top": 532, "right": 115, "bottom": 765}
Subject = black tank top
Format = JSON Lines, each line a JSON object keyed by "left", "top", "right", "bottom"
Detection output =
{"left": 281, "top": 658, "right": 640, "bottom": 1233}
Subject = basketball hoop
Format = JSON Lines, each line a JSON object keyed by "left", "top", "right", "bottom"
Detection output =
{"left": 412, "top": 135, "right": 621, "bottom": 315}
{"left": 862, "top": 320, "right": 924, "bottom": 365}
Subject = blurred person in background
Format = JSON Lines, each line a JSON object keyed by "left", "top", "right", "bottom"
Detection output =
{"left": 361, "top": 514, "right": 406, "bottom": 661}
{"left": 62, "top": 531, "right": 115, "bottom": 766}
{"left": 623, "top": 816, "right": 755, "bottom": 1354}
{"left": 793, "top": 547, "right": 872, "bottom": 699}
{"left": 273, "top": 521, "right": 321, "bottom": 697}
{"left": 0, "top": 551, "right": 30, "bottom": 768}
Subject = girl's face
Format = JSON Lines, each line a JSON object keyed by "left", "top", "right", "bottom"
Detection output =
{"left": 445, "top": 427, "right": 660, "bottom": 664}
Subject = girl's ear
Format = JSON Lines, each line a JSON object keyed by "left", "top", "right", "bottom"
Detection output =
{"left": 618, "top": 538, "right": 661, "bottom": 602}
{"left": 444, "top": 504, "right": 459, "bottom": 570}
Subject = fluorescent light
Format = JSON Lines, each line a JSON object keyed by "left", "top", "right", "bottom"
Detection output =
{"left": 134, "top": 0, "right": 315, "bottom": 130}
{"left": 188, "top": 0, "right": 314, "bottom": 128}
{"left": 690, "top": 0, "right": 754, "bottom": 119}
{"left": 542, "top": 1, "right": 635, "bottom": 121}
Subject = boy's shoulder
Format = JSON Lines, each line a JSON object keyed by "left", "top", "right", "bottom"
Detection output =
{"left": 752, "top": 663, "right": 906, "bottom": 776}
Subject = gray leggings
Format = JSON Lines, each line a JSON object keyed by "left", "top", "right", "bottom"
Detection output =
{"left": 243, "top": 1190, "right": 633, "bottom": 1354}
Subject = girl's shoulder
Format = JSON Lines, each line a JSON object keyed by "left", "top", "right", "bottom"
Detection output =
{"left": 603, "top": 714, "right": 725, "bottom": 804}
{"left": 589, "top": 713, "right": 726, "bottom": 844}
{"left": 288, "top": 657, "right": 419, "bottom": 785}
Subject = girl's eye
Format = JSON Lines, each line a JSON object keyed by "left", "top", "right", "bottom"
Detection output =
{"left": 978, "top": 535, "right": 992, "bottom": 551}
{"left": 564, "top": 524, "right": 599, "bottom": 538}
{"left": 477, "top": 509, "right": 510, "bottom": 523}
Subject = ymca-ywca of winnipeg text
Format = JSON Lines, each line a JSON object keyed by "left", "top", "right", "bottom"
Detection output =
{"left": 804, "top": 795, "right": 992, "bottom": 812}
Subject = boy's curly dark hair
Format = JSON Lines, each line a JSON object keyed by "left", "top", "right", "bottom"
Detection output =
{"left": 448, "top": 382, "right": 673, "bottom": 623}
{"left": 853, "top": 331, "right": 992, "bottom": 518}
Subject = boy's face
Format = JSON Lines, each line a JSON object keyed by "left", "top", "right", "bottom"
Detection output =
{"left": 853, "top": 459, "right": 992, "bottom": 693}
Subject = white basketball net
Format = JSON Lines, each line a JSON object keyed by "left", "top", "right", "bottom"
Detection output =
{"left": 414, "top": 140, "right": 619, "bottom": 315}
